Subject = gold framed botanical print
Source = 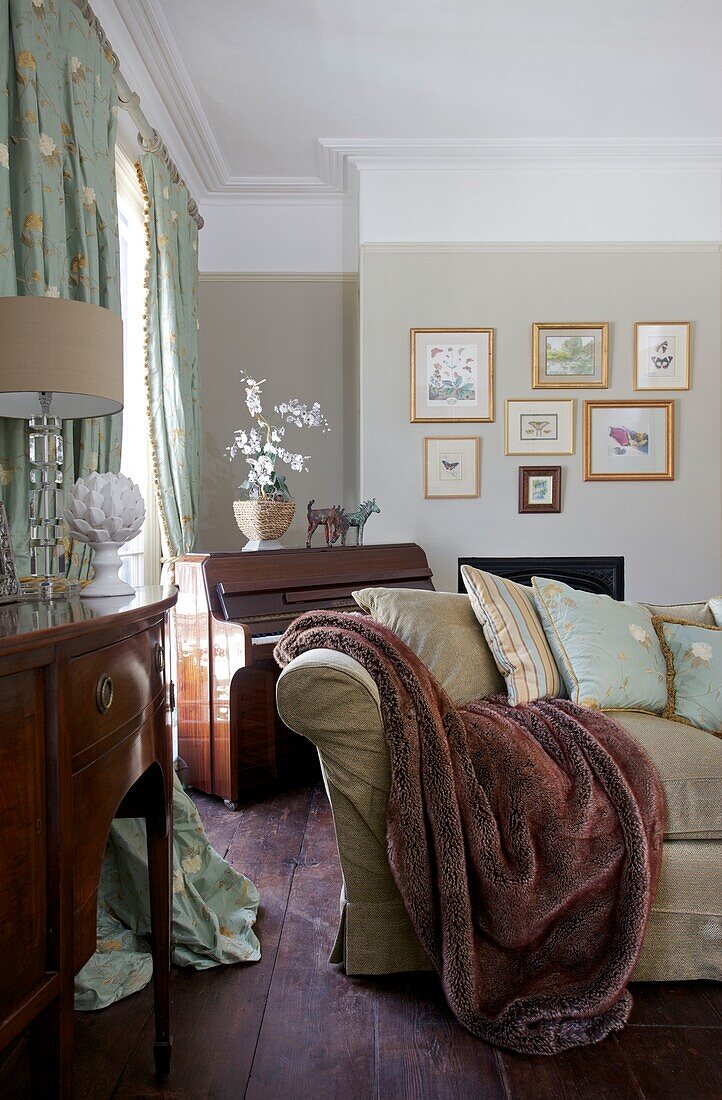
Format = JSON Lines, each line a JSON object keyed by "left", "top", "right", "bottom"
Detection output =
{"left": 504, "top": 399, "right": 575, "bottom": 455}
{"left": 634, "top": 322, "right": 690, "bottom": 391}
{"left": 584, "top": 400, "right": 674, "bottom": 481}
{"left": 410, "top": 328, "right": 494, "bottom": 423}
{"left": 423, "top": 436, "right": 480, "bottom": 499}
{"left": 532, "top": 323, "right": 608, "bottom": 388}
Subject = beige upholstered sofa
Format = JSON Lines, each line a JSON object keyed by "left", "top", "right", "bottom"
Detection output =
{"left": 276, "top": 588, "right": 722, "bottom": 982}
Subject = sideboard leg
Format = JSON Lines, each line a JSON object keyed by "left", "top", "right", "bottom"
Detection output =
{"left": 147, "top": 813, "right": 172, "bottom": 1080}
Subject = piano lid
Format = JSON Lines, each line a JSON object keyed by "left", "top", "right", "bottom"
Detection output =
{"left": 201, "top": 543, "right": 433, "bottom": 630}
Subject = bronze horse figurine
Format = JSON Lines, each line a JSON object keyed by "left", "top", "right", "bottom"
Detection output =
{"left": 340, "top": 498, "right": 380, "bottom": 546}
{"left": 306, "top": 500, "right": 347, "bottom": 548}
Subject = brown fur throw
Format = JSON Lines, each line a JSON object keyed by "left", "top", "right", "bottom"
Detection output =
{"left": 275, "top": 610, "right": 664, "bottom": 1055}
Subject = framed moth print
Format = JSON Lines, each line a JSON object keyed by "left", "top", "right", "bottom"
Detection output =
{"left": 423, "top": 437, "right": 479, "bottom": 499}
{"left": 410, "top": 328, "right": 494, "bottom": 423}
{"left": 634, "top": 322, "right": 690, "bottom": 391}
{"left": 532, "top": 323, "right": 608, "bottom": 388}
{"left": 504, "top": 399, "right": 574, "bottom": 455}
{"left": 584, "top": 400, "right": 674, "bottom": 481}
{"left": 519, "top": 466, "right": 561, "bottom": 514}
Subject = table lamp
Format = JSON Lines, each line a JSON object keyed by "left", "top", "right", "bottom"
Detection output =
{"left": 0, "top": 296, "right": 123, "bottom": 597}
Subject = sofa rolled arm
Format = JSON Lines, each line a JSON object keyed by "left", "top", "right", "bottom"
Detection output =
{"left": 277, "top": 646, "right": 392, "bottom": 809}
{"left": 277, "top": 647, "right": 382, "bottom": 746}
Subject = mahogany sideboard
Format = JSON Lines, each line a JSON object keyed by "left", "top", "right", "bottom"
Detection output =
{"left": 0, "top": 585, "right": 177, "bottom": 1096}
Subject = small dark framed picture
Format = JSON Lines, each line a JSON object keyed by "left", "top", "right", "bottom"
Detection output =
{"left": 518, "top": 466, "right": 561, "bottom": 514}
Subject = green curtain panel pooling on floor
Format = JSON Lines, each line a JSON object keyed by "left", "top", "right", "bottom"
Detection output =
{"left": 136, "top": 154, "right": 201, "bottom": 563}
{"left": 75, "top": 775, "right": 261, "bottom": 1011}
{"left": 0, "top": 0, "right": 122, "bottom": 577}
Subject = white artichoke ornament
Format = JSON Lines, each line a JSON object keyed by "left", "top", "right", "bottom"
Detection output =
{"left": 64, "top": 472, "right": 146, "bottom": 598}
{"left": 64, "top": 471, "right": 145, "bottom": 545}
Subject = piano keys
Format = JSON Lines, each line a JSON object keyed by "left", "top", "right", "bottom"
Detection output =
{"left": 175, "top": 543, "right": 434, "bottom": 807}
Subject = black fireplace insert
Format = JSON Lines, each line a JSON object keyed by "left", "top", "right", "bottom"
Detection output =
{"left": 457, "top": 556, "right": 624, "bottom": 601}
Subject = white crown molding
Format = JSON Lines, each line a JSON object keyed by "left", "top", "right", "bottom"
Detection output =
{"left": 99, "top": 3, "right": 722, "bottom": 205}
{"left": 199, "top": 271, "right": 358, "bottom": 282}
{"left": 361, "top": 241, "right": 722, "bottom": 253}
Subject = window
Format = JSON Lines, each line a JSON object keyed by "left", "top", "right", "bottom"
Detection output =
{"left": 116, "top": 149, "right": 162, "bottom": 587}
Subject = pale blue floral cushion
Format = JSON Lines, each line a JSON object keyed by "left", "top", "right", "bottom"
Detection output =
{"left": 707, "top": 597, "right": 722, "bottom": 627}
{"left": 532, "top": 577, "right": 668, "bottom": 713}
{"left": 652, "top": 617, "right": 722, "bottom": 734}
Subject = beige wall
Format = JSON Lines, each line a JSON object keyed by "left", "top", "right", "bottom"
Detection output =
{"left": 360, "top": 245, "right": 722, "bottom": 601}
{"left": 197, "top": 276, "right": 359, "bottom": 551}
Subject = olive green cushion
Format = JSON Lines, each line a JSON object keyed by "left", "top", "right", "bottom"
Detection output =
{"left": 643, "top": 601, "right": 714, "bottom": 625}
{"left": 352, "top": 587, "right": 504, "bottom": 706}
{"left": 608, "top": 709, "right": 722, "bottom": 839}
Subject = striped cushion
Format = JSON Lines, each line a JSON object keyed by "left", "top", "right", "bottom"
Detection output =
{"left": 460, "top": 565, "right": 564, "bottom": 705}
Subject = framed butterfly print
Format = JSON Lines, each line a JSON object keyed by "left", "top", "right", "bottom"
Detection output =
{"left": 634, "top": 322, "right": 690, "bottom": 391}
{"left": 423, "top": 437, "right": 479, "bottom": 498}
{"left": 504, "top": 399, "right": 574, "bottom": 456}
{"left": 411, "top": 328, "right": 494, "bottom": 422}
{"left": 584, "top": 400, "right": 674, "bottom": 481}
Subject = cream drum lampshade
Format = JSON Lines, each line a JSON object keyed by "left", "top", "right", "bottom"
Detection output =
{"left": 0, "top": 296, "right": 123, "bottom": 417}
{"left": 0, "top": 296, "right": 124, "bottom": 592}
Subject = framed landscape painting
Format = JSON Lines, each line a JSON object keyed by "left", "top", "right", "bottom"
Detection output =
{"left": 410, "top": 328, "right": 494, "bottom": 423}
{"left": 423, "top": 436, "right": 479, "bottom": 498}
{"left": 504, "top": 399, "right": 574, "bottom": 455}
{"left": 532, "top": 323, "right": 608, "bottom": 388}
{"left": 584, "top": 400, "right": 674, "bottom": 481}
{"left": 634, "top": 322, "right": 690, "bottom": 391}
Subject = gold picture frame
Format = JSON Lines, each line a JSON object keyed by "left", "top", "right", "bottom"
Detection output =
{"left": 504, "top": 398, "right": 575, "bottom": 456}
{"left": 410, "top": 328, "right": 494, "bottom": 423}
{"left": 532, "top": 322, "right": 608, "bottom": 388}
{"left": 634, "top": 322, "right": 691, "bottom": 391}
{"left": 584, "top": 400, "right": 674, "bottom": 481}
{"left": 423, "top": 436, "right": 480, "bottom": 499}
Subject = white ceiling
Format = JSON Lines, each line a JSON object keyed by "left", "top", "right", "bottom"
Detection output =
{"left": 105, "top": 0, "right": 722, "bottom": 196}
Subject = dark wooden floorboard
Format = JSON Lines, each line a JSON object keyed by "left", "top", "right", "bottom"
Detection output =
{"left": 372, "top": 972, "right": 507, "bottom": 1100}
{"left": 615, "top": 1025, "right": 722, "bottom": 1100}
{"left": 113, "top": 785, "right": 315, "bottom": 1099}
{"left": 187, "top": 789, "right": 244, "bottom": 858}
{"left": 245, "top": 787, "right": 378, "bottom": 1100}
{"left": 72, "top": 982, "right": 154, "bottom": 1097}
{"left": 628, "top": 982, "right": 722, "bottom": 1028}
{"left": 71, "top": 784, "right": 722, "bottom": 1100}
{"left": 498, "top": 1035, "right": 646, "bottom": 1100}
{"left": 700, "top": 982, "right": 722, "bottom": 1023}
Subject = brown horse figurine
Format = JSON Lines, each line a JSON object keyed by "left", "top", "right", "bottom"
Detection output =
{"left": 306, "top": 500, "right": 347, "bottom": 548}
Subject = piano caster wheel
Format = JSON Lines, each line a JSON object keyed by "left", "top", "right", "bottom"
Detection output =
{"left": 224, "top": 798, "right": 242, "bottom": 812}
{"left": 154, "top": 1038, "right": 173, "bottom": 1080}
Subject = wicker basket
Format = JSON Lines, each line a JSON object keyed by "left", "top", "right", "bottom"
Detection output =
{"left": 233, "top": 498, "right": 296, "bottom": 542}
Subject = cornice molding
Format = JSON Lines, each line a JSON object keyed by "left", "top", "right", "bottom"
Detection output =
{"left": 102, "top": 4, "right": 722, "bottom": 204}
{"left": 360, "top": 241, "right": 722, "bottom": 254}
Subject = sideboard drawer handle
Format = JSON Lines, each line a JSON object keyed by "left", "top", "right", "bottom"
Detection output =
{"left": 154, "top": 643, "right": 165, "bottom": 674}
{"left": 96, "top": 674, "right": 114, "bottom": 715}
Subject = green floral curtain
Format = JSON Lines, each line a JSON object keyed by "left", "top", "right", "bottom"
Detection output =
{"left": 75, "top": 773, "right": 261, "bottom": 1011}
{"left": 0, "top": 0, "right": 121, "bottom": 577}
{"left": 136, "top": 154, "right": 201, "bottom": 563}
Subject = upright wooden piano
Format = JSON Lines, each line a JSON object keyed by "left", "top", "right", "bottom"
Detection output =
{"left": 175, "top": 543, "right": 433, "bottom": 808}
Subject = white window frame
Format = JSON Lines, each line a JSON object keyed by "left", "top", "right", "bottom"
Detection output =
{"left": 116, "top": 146, "right": 162, "bottom": 588}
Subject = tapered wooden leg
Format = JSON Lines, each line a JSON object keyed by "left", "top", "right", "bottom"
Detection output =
{"left": 147, "top": 817, "right": 172, "bottom": 1080}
